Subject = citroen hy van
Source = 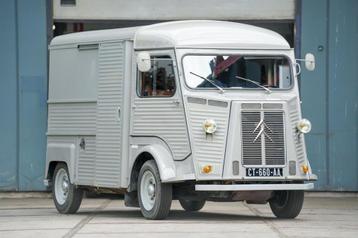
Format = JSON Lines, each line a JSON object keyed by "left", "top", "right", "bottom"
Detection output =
{"left": 45, "top": 20, "right": 317, "bottom": 219}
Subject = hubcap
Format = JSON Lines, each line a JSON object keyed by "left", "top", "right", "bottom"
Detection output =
{"left": 140, "top": 170, "right": 156, "bottom": 210}
{"left": 54, "top": 168, "right": 70, "bottom": 205}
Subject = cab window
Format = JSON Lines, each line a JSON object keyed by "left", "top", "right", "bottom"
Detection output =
{"left": 138, "top": 56, "right": 176, "bottom": 97}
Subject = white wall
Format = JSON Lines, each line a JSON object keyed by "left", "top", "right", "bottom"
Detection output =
{"left": 54, "top": 0, "right": 295, "bottom": 21}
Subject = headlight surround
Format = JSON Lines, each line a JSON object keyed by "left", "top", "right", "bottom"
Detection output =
{"left": 296, "top": 118, "right": 312, "bottom": 134}
{"left": 203, "top": 119, "right": 217, "bottom": 134}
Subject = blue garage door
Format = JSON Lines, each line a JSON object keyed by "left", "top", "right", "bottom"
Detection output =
{"left": 0, "top": 0, "right": 48, "bottom": 191}
{"left": 300, "top": 0, "right": 358, "bottom": 191}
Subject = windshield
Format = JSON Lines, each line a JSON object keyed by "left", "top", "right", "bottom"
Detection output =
{"left": 183, "top": 55, "right": 292, "bottom": 90}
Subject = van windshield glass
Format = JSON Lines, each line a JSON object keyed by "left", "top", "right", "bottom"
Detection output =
{"left": 183, "top": 55, "right": 292, "bottom": 90}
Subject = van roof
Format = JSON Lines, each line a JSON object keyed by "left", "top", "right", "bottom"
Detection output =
{"left": 50, "top": 20, "right": 290, "bottom": 50}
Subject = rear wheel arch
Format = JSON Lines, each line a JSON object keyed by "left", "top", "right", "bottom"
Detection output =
{"left": 46, "top": 143, "right": 77, "bottom": 183}
{"left": 129, "top": 152, "right": 154, "bottom": 192}
{"left": 46, "top": 160, "right": 75, "bottom": 181}
{"left": 47, "top": 161, "right": 60, "bottom": 181}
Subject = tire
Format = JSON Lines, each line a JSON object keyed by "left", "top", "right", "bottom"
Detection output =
{"left": 138, "top": 160, "right": 172, "bottom": 219}
{"left": 269, "top": 190, "right": 304, "bottom": 219}
{"left": 179, "top": 199, "right": 206, "bottom": 212}
{"left": 52, "top": 163, "right": 83, "bottom": 214}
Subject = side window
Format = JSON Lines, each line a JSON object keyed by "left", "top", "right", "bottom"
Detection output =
{"left": 138, "top": 55, "right": 176, "bottom": 97}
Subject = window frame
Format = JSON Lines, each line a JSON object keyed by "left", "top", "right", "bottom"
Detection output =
{"left": 181, "top": 53, "right": 295, "bottom": 92}
{"left": 136, "top": 54, "right": 177, "bottom": 98}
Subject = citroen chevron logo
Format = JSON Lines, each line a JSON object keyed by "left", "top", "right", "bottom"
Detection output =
{"left": 252, "top": 119, "right": 273, "bottom": 143}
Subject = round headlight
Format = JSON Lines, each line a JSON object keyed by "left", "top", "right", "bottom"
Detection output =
{"left": 296, "top": 119, "right": 312, "bottom": 134}
{"left": 203, "top": 119, "right": 217, "bottom": 134}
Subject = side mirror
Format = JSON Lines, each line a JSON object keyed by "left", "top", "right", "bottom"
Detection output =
{"left": 304, "top": 53, "right": 315, "bottom": 71}
{"left": 136, "top": 51, "right": 151, "bottom": 72}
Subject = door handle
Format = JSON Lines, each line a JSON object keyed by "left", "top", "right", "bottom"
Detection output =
{"left": 172, "top": 100, "right": 180, "bottom": 106}
{"left": 117, "top": 107, "right": 121, "bottom": 121}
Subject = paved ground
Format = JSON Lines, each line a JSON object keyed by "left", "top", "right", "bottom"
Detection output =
{"left": 0, "top": 195, "right": 357, "bottom": 238}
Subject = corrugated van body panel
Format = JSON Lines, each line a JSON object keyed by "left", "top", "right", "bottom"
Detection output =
{"left": 132, "top": 97, "right": 191, "bottom": 160}
{"left": 95, "top": 42, "right": 125, "bottom": 187}
{"left": 47, "top": 102, "right": 97, "bottom": 135}
{"left": 77, "top": 136, "right": 96, "bottom": 185}
{"left": 47, "top": 136, "right": 76, "bottom": 145}
{"left": 47, "top": 136, "right": 96, "bottom": 185}
{"left": 288, "top": 99, "right": 307, "bottom": 165}
{"left": 186, "top": 98, "right": 230, "bottom": 179}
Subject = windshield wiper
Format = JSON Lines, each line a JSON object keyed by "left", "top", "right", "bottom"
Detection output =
{"left": 190, "top": 72, "right": 225, "bottom": 94}
{"left": 235, "top": 76, "right": 272, "bottom": 94}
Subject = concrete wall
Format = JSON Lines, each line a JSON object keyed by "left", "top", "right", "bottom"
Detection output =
{"left": 53, "top": 0, "right": 295, "bottom": 20}
{"left": 0, "top": 0, "right": 49, "bottom": 191}
{"left": 300, "top": 0, "right": 358, "bottom": 191}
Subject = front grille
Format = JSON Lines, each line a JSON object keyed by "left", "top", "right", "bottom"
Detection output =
{"left": 241, "top": 108, "right": 286, "bottom": 166}
{"left": 264, "top": 112, "right": 285, "bottom": 165}
{"left": 242, "top": 112, "right": 262, "bottom": 165}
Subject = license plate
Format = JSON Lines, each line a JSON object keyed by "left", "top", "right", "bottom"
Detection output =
{"left": 246, "top": 167, "right": 283, "bottom": 177}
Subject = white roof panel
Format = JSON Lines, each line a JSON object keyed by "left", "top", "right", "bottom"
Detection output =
{"left": 134, "top": 20, "right": 290, "bottom": 49}
{"left": 50, "top": 27, "right": 139, "bottom": 46}
{"left": 50, "top": 21, "right": 290, "bottom": 50}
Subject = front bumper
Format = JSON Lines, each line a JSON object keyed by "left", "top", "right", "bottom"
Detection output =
{"left": 195, "top": 183, "right": 314, "bottom": 191}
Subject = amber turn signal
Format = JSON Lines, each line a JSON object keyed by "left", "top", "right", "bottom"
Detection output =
{"left": 202, "top": 165, "right": 213, "bottom": 174}
{"left": 302, "top": 165, "right": 309, "bottom": 174}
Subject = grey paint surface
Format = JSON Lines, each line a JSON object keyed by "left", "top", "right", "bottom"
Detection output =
{"left": 130, "top": 50, "right": 191, "bottom": 161}
{"left": 95, "top": 42, "right": 126, "bottom": 187}
{"left": 176, "top": 47, "right": 312, "bottom": 182}
{"left": 49, "top": 47, "right": 98, "bottom": 101}
{"left": 185, "top": 97, "right": 230, "bottom": 179}
{"left": 77, "top": 136, "right": 96, "bottom": 186}
{"left": 301, "top": 0, "right": 358, "bottom": 190}
{"left": 47, "top": 102, "right": 97, "bottom": 136}
{"left": 47, "top": 136, "right": 78, "bottom": 183}
{"left": 46, "top": 23, "right": 313, "bottom": 189}
{"left": 131, "top": 96, "right": 191, "bottom": 161}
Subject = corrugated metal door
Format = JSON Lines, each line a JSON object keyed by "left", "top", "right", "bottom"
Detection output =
{"left": 95, "top": 41, "right": 126, "bottom": 188}
{"left": 131, "top": 50, "right": 191, "bottom": 160}
{"left": 301, "top": 0, "right": 358, "bottom": 191}
{"left": 0, "top": 0, "right": 48, "bottom": 191}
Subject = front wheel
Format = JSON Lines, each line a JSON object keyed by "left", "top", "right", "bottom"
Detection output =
{"left": 269, "top": 190, "right": 304, "bottom": 219}
{"left": 138, "top": 160, "right": 172, "bottom": 219}
{"left": 179, "top": 199, "right": 206, "bottom": 212}
{"left": 52, "top": 163, "right": 83, "bottom": 214}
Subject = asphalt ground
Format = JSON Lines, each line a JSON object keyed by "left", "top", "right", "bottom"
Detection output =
{"left": 0, "top": 195, "right": 357, "bottom": 238}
